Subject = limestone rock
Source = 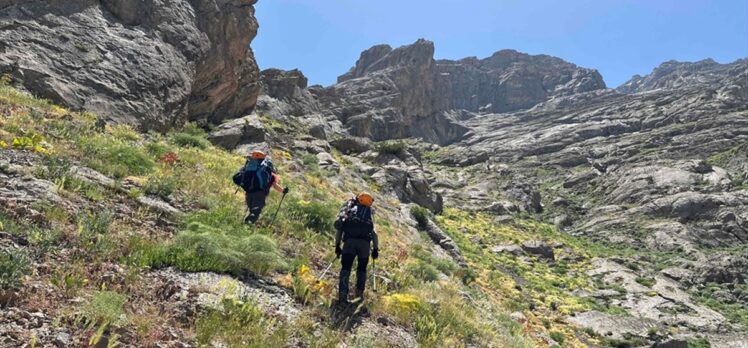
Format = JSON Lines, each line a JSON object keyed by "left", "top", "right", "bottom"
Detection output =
{"left": 208, "top": 114, "right": 266, "bottom": 150}
{"left": 521, "top": 240, "right": 554, "bottom": 261}
{"left": 0, "top": 0, "right": 262, "bottom": 131}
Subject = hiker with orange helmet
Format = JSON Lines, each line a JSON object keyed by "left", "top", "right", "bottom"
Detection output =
{"left": 232, "top": 150, "right": 288, "bottom": 224}
{"left": 334, "top": 192, "right": 379, "bottom": 304}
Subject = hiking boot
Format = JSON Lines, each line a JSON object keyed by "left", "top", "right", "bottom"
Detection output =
{"left": 336, "top": 298, "right": 349, "bottom": 307}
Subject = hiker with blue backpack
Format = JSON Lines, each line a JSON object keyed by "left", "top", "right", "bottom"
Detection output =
{"left": 233, "top": 150, "right": 289, "bottom": 225}
{"left": 334, "top": 192, "right": 379, "bottom": 305}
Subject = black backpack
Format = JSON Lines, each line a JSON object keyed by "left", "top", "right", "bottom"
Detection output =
{"left": 232, "top": 158, "right": 275, "bottom": 193}
{"left": 335, "top": 199, "right": 374, "bottom": 240}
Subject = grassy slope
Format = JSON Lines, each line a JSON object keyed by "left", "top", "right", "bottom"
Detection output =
{"left": 0, "top": 83, "right": 544, "bottom": 347}
{"left": 6, "top": 82, "right": 736, "bottom": 347}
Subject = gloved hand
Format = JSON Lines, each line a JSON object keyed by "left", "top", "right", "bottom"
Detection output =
{"left": 283, "top": 187, "right": 290, "bottom": 194}
{"left": 371, "top": 248, "right": 379, "bottom": 259}
{"left": 335, "top": 245, "right": 342, "bottom": 258}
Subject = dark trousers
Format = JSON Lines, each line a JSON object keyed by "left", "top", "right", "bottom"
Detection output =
{"left": 339, "top": 238, "right": 371, "bottom": 301}
{"left": 245, "top": 191, "right": 267, "bottom": 224}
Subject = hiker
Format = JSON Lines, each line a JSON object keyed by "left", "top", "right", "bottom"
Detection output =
{"left": 232, "top": 150, "right": 288, "bottom": 224}
{"left": 334, "top": 192, "right": 379, "bottom": 304}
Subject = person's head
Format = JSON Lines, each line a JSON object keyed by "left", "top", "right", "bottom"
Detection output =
{"left": 356, "top": 192, "right": 374, "bottom": 207}
{"left": 250, "top": 150, "right": 266, "bottom": 160}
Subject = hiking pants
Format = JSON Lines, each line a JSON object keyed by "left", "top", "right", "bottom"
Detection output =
{"left": 338, "top": 238, "right": 371, "bottom": 301}
{"left": 245, "top": 191, "right": 268, "bottom": 224}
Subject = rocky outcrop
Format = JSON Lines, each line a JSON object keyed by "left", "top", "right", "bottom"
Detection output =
{"left": 617, "top": 58, "right": 748, "bottom": 95}
{"left": 259, "top": 68, "right": 320, "bottom": 117}
{"left": 0, "top": 0, "right": 262, "bottom": 131}
{"left": 434, "top": 49, "right": 606, "bottom": 113}
{"left": 208, "top": 114, "right": 266, "bottom": 150}
{"left": 319, "top": 39, "right": 604, "bottom": 144}
{"left": 423, "top": 56, "right": 748, "bottom": 342}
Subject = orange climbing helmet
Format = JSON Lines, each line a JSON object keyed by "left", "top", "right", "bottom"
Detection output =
{"left": 357, "top": 192, "right": 374, "bottom": 207}
{"left": 250, "top": 150, "right": 266, "bottom": 160}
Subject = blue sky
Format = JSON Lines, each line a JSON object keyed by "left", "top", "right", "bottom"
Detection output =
{"left": 253, "top": 0, "right": 748, "bottom": 88}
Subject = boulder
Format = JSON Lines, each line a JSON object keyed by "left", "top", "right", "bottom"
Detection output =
{"left": 491, "top": 244, "right": 524, "bottom": 256}
{"left": 521, "top": 240, "right": 554, "bottom": 261}
{"left": 260, "top": 68, "right": 319, "bottom": 117}
{"left": 316, "top": 152, "right": 340, "bottom": 172}
{"left": 208, "top": 114, "right": 266, "bottom": 150}
{"left": 330, "top": 136, "right": 372, "bottom": 154}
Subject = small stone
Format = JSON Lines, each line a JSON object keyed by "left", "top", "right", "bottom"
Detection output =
{"left": 510, "top": 311, "right": 528, "bottom": 324}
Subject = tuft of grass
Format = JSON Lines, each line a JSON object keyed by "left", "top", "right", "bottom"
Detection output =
{"left": 82, "top": 291, "right": 128, "bottom": 328}
{"left": 106, "top": 124, "right": 141, "bottom": 141}
{"left": 687, "top": 337, "right": 711, "bottom": 348}
{"left": 143, "top": 172, "right": 179, "bottom": 199}
{"left": 635, "top": 276, "right": 656, "bottom": 288}
{"left": 196, "top": 298, "right": 288, "bottom": 347}
{"left": 410, "top": 205, "right": 430, "bottom": 229}
{"left": 549, "top": 331, "right": 565, "bottom": 344}
{"left": 375, "top": 140, "right": 407, "bottom": 156}
{"left": 0, "top": 249, "right": 30, "bottom": 290}
{"left": 79, "top": 135, "right": 155, "bottom": 178}
{"left": 137, "top": 222, "right": 287, "bottom": 276}
{"left": 405, "top": 260, "right": 440, "bottom": 282}
{"left": 285, "top": 197, "right": 337, "bottom": 234}
{"left": 170, "top": 132, "right": 209, "bottom": 149}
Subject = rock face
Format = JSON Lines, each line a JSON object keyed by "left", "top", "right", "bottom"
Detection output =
{"left": 617, "top": 58, "right": 748, "bottom": 94}
{"left": 425, "top": 57, "right": 748, "bottom": 343}
{"left": 318, "top": 39, "right": 605, "bottom": 144}
{"left": 0, "top": 0, "right": 261, "bottom": 131}
{"left": 260, "top": 68, "right": 319, "bottom": 117}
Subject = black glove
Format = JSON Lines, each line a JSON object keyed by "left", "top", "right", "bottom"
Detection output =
{"left": 283, "top": 187, "right": 289, "bottom": 194}
{"left": 335, "top": 245, "right": 342, "bottom": 258}
{"left": 371, "top": 248, "right": 379, "bottom": 260}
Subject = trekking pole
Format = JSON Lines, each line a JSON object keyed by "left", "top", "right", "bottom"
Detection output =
{"left": 267, "top": 190, "right": 288, "bottom": 228}
{"left": 316, "top": 258, "right": 337, "bottom": 283}
{"left": 372, "top": 259, "right": 377, "bottom": 292}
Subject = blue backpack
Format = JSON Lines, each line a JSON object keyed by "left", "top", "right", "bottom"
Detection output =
{"left": 233, "top": 158, "right": 275, "bottom": 193}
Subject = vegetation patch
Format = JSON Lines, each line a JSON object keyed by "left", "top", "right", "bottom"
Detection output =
{"left": 0, "top": 249, "right": 30, "bottom": 290}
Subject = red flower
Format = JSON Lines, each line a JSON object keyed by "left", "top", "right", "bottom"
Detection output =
{"left": 160, "top": 152, "right": 179, "bottom": 165}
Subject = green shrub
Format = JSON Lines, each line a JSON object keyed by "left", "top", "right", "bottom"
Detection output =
{"left": 107, "top": 124, "right": 141, "bottom": 141}
{"left": 300, "top": 152, "right": 320, "bottom": 172}
{"left": 155, "top": 223, "right": 286, "bottom": 275}
{"left": 635, "top": 276, "right": 656, "bottom": 288}
{"left": 0, "top": 249, "right": 30, "bottom": 290}
{"left": 687, "top": 337, "right": 711, "bottom": 348}
{"left": 79, "top": 210, "right": 114, "bottom": 236}
{"left": 145, "top": 141, "right": 171, "bottom": 158}
{"left": 410, "top": 205, "right": 430, "bottom": 229}
{"left": 549, "top": 331, "right": 565, "bottom": 344}
{"left": 38, "top": 155, "right": 72, "bottom": 181}
{"left": 78, "top": 210, "right": 117, "bottom": 257}
{"left": 62, "top": 176, "right": 107, "bottom": 201}
{"left": 170, "top": 132, "right": 208, "bottom": 149}
{"left": 181, "top": 122, "right": 206, "bottom": 136}
{"left": 82, "top": 291, "right": 128, "bottom": 328}
{"left": 196, "top": 298, "right": 288, "bottom": 347}
{"left": 286, "top": 198, "right": 337, "bottom": 234}
{"left": 406, "top": 260, "right": 440, "bottom": 282}
{"left": 411, "top": 245, "right": 455, "bottom": 276}
{"left": 375, "top": 140, "right": 407, "bottom": 155}
{"left": 80, "top": 136, "right": 155, "bottom": 178}
{"left": 143, "top": 174, "right": 178, "bottom": 199}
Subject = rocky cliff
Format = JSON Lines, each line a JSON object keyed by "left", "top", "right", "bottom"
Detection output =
{"left": 318, "top": 39, "right": 605, "bottom": 144}
{"left": 617, "top": 58, "right": 748, "bottom": 94}
{"left": 0, "top": 0, "right": 262, "bottom": 131}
